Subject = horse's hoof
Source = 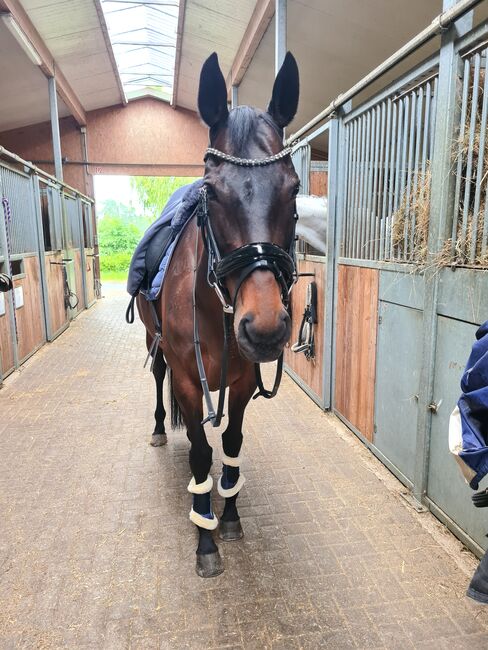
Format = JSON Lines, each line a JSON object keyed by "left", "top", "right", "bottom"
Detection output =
{"left": 150, "top": 433, "right": 167, "bottom": 447}
{"left": 219, "top": 519, "right": 243, "bottom": 542}
{"left": 195, "top": 551, "right": 224, "bottom": 578}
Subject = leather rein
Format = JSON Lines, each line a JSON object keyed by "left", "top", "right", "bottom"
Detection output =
{"left": 194, "top": 145, "right": 298, "bottom": 427}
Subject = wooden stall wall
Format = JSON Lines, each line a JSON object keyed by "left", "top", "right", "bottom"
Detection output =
{"left": 310, "top": 170, "right": 328, "bottom": 196}
{"left": 14, "top": 256, "right": 45, "bottom": 362}
{"left": 285, "top": 258, "right": 326, "bottom": 402}
{"left": 334, "top": 264, "right": 379, "bottom": 441}
{"left": 44, "top": 252, "right": 68, "bottom": 338}
{"left": 0, "top": 295, "right": 15, "bottom": 377}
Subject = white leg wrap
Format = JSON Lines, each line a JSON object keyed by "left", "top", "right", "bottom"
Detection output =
{"left": 222, "top": 453, "right": 243, "bottom": 467}
{"left": 217, "top": 474, "right": 246, "bottom": 498}
{"left": 189, "top": 509, "right": 219, "bottom": 530}
{"left": 187, "top": 475, "right": 213, "bottom": 494}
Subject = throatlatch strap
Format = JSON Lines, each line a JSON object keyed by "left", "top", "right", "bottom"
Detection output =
{"left": 253, "top": 353, "right": 284, "bottom": 400}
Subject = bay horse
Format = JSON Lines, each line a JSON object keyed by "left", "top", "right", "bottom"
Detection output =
{"left": 137, "top": 51, "right": 300, "bottom": 577}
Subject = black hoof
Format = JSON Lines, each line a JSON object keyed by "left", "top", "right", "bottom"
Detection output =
{"left": 195, "top": 551, "right": 224, "bottom": 578}
{"left": 150, "top": 433, "right": 167, "bottom": 447}
{"left": 219, "top": 519, "right": 243, "bottom": 542}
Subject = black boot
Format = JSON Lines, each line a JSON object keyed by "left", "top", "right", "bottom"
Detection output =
{"left": 467, "top": 549, "right": 488, "bottom": 604}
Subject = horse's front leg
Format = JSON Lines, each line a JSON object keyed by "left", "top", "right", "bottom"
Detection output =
{"left": 171, "top": 372, "right": 223, "bottom": 578}
{"left": 219, "top": 370, "right": 256, "bottom": 541}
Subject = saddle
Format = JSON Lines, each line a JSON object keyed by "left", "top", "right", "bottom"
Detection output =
{"left": 141, "top": 222, "right": 175, "bottom": 293}
{"left": 126, "top": 179, "right": 204, "bottom": 301}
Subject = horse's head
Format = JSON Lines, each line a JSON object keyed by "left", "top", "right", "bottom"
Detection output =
{"left": 198, "top": 52, "right": 300, "bottom": 363}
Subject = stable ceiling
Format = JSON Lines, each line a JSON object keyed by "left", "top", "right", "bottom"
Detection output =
{"left": 0, "top": 0, "right": 123, "bottom": 132}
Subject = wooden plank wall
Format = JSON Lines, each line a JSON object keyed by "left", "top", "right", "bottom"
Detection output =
{"left": 284, "top": 258, "right": 326, "bottom": 401}
{"left": 0, "top": 294, "right": 15, "bottom": 377}
{"left": 310, "top": 171, "right": 328, "bottom": 196}
{"left": 15, "top": 256, "right": 45, "bottom": 362}
{"left": 73, "top": 250, "right": 85, "bottom": 312}
{"left": 45, "top": 252, "right": 67, "bottom": 337}
{"left": 334, "top": 264, "right": 379, "bottom": 441}
{"left": 85, "top": 249, "right": 95, "bottom": 306}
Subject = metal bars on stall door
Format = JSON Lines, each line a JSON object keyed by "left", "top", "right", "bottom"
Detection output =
{"left": 341, "top": 74, "right": 439, "bottom": 262}
{"left": 451, "top": 43, "right": 488, "bottom": 265}
{"left": 291, "top": 143, "right": 311, "bottom": 196}
{"left": 0, "top": 165, "right": 39, "bottom": 255}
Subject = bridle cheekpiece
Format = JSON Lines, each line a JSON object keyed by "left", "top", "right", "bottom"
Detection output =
{"left": 199, "top": 146, "right": 298, "bottom": 314}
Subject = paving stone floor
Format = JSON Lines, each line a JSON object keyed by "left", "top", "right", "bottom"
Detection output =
{"left": 1, "top": 285, "right": 488, "bottom": 649}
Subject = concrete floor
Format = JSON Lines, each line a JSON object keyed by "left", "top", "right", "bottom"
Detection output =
{"left": 1, "top": 285, "right": 488, "bottom": 649}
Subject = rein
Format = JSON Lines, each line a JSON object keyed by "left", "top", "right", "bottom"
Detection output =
{"left": 193, "top": 146, "right": 298, "bottom": 427}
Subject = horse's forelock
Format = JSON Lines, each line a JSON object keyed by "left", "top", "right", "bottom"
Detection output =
{"left": 225, "top": 106, "right": 258, "bottom": 156}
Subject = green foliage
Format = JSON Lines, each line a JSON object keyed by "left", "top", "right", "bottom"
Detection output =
{"left": 98, "top": 217, "right": 141, "bottom": 256}
{"left": 99, "top": 199, "right": 139, "bottom": 224}
{"left": 131, "top": 176, "right": 199, "bottom": 220}
{"left": 96, "top": 177, "right": 199, "bottom": 274}
{"left": 100, "top": 251, "right": 133, "bottom": 273}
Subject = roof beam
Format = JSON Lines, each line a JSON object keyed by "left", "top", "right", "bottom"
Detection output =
{"left": 225, "top": 0, "right": 275, "bottom": 92}
{"left": 94, "top": 0, "right": 127, "bottom": 105}
{"left": 0, "top": 0, "right": 87, "bottom": 125}
{"left": 171, "top": 0, "right": 186, "bottom": 107}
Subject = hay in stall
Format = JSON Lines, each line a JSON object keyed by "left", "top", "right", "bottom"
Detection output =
{"left": 389, "top": 67, "right": 488, "bottom": 268}
{"left": 390, "top": 166, "right": 431, "bottom": 263}
{"left": 451, "top": 67, "right": 488, "bottom": 267}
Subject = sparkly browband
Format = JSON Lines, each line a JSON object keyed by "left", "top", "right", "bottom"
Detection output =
{"left": 204, "top": 146, "right": 293, "bottom": 167}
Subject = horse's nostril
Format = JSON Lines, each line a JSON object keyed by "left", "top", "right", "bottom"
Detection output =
{"left": 241, "top": 312, "right": 289, "bottom": 346}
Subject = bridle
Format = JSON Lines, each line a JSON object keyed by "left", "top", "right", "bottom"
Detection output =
{"left": 193, "top": 145, "right": 299, "bottom": 427}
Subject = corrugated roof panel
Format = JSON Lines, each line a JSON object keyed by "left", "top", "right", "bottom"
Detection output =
{"left": 101, "top": 0, "right": 179, "bottom": 102}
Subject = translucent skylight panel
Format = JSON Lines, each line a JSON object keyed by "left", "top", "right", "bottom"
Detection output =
{"left": 101, "top": 0, "right": 179, "bottom": 102}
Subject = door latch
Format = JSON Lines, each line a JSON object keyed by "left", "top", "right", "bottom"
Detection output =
{"left": 428, "top": 399, "right": 442, "bottom": 414}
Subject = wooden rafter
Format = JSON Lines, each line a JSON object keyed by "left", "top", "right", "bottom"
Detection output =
{"left": 225, "top": 0, "right": 275, "bottom": 92}
{"left": 0, "top": 0, "right": 87, "bottom": 125}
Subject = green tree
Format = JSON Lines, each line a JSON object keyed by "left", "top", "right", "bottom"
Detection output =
{"left": 98, "top": 217, "right": 141, "bottom": 255}
{"left": 131, "top": 176, "right": 199, "bottom": 220}
{"left": 98, "top": 199, "right": 139, "bottom": 224}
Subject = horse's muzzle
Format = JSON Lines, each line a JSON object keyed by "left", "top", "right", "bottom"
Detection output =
{"left": 236, "top": 310, "right": 291, "bottom": 363}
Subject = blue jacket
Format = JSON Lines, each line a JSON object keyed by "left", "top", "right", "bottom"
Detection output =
{"left": 451, "top": 321, "right": 488, "bottom": 489}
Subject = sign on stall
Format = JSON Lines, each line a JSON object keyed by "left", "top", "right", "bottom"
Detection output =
{"left": 14, "top": 286, "right": 23, "bottom": 309}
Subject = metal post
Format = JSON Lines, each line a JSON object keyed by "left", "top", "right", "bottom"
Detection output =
{"left": 412, "top": 0, "right": 473, "bottom": 503}
{"left": 80, "top": 127, "right": 90, "bottom": 197}
{"left": 275, "top": 0, "right": 286, "bottom": 75}
{"left": 322, "top": 117, "right": 339, "bottom": 409}
{"left": 48, "top": 76, "right": 63, "bottom": 182}
{"left": 31, "top": 174, "right": 50, "bottom": 341}
{"left": 77, "top": 197, "right": 88, "bottom": 309}
{"left": 329, "top": 101, "right": 352, "bottom": 412}
{"left": 231, "top": 85, "right": 238, "bottom": 109}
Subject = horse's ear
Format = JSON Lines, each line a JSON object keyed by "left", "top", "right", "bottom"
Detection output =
{"left": 198, "top": 52, "right": 229, "bottom": 128}
{"left": 267, "top": 52, "right": 299, "bottom": 128}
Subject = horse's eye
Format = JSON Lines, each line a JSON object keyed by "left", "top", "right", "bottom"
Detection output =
{"left": 205, "top": 184, "right": 217, "bottom": 200}
{"left": 291, "top": 183, "right": 300, "bottom": 198}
